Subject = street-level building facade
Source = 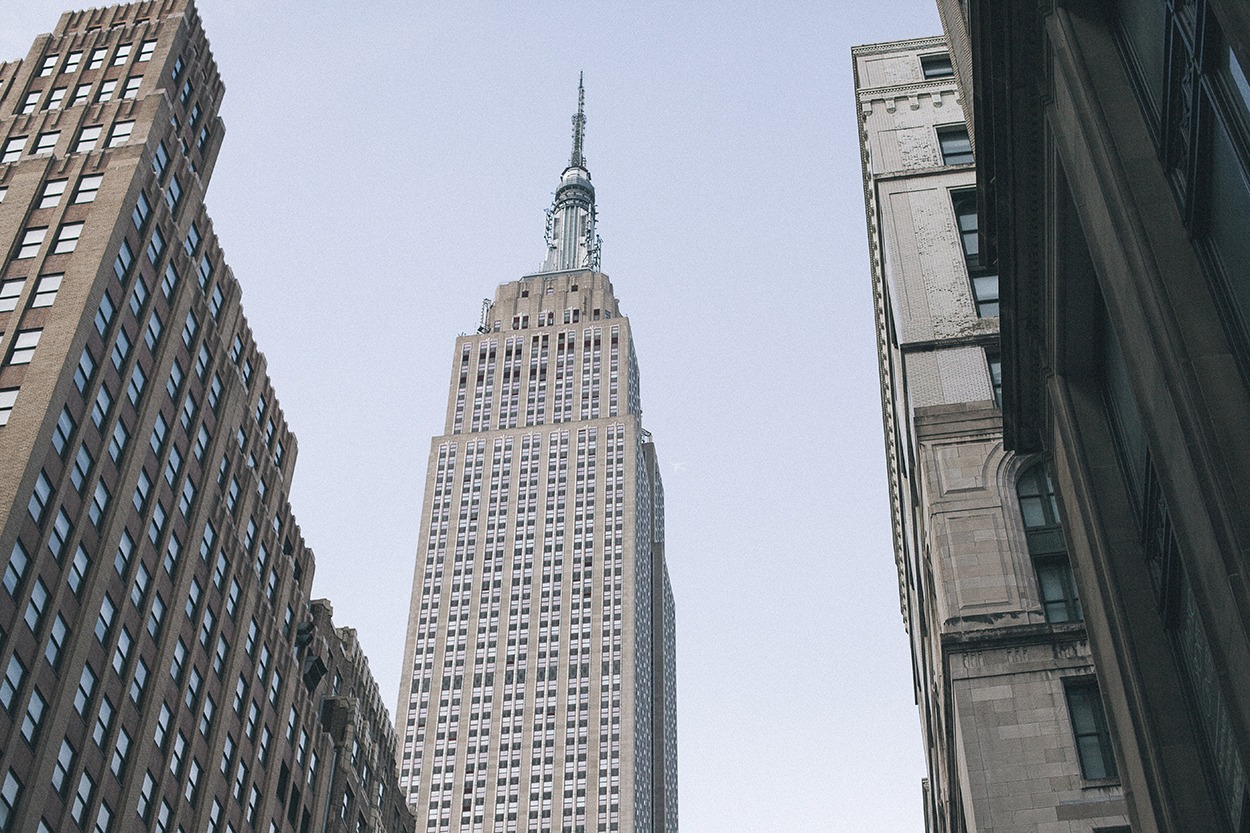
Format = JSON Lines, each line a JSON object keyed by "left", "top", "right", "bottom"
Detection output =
{"left": 394, "top": 83, "right": 678, "bottom": 833}
{"left": 938, "top": 0, "right": 1250, "bottom": 830}
{"left": 854, "top": 36, "right": 1129, "bottom": 833}
{"left": 0, "top": 3, "right": 411, "bottom": 832}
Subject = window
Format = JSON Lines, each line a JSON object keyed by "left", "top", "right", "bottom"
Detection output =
{"left": 48, "top": 510, "right": 71, "bottom": 560}
{"left": 108, "top": 418, "right": 128, "bottom": 461}
{"left": 113, "top": 44, "right": 132, "bottom": 66}
{"left": 92, "top": 801, "right": 112, "bottom": 833}
{"left": 45, "top": 87, "right": 66, "bottom": 110}
{"left": 937, "top": 124, "right": 974, "bottom": 165}
{"left": 183, "top": 311, "right": 199, "bottom": 348}
{"left": 165, "top": 175, "right": 181, "bottom": 212}
{"left": 9, "top": 330, "right": 42, "bottom": 364}
{"left": 1, "top": 771, "right": 21, "bottom": 831}
{"left": 987, "top": 353, "right": 1002, "bottom": 408}
{"left": 127, "top": 365, "right": 145, "bottom": 405}
{"left": 64, "top": 51, "right": 82, "bottom": 73}
{"left": 38, "top": 55, "right": 57, "bottom": 77}
{"left": 21, "top": 688, "right": 44, "bottom": 743}
{"left": 161, "top": 263, "right": 179, "bottom": 298}
{"left": 71, "top": 772, "right": 93, "bottom": 826}
{"left": 122, "top": 76, "right": 141, "bottom": 99}
{"left": 74, "top": 174, "right": 103, "bottom": 203}
{"left": 71, "top": 84, "right": 90, "bottom": 106}
{"left": 951, "top": 190, "right": 999, "bottom": 316}
{"left": 87, "top": 48, "right": 106, "bottom": 70}
{"left": 89, "top": 481, "right": 110, "bottom": 527}
{"left": 2, "top": 137, "right": 25, "bottom": 163}
{"left": 106, "top": 121, "right": 133, "bottom": 148}
{"left": 75, "top": 125, "right": 102, "bottom": 153}
{"left": 28, "top": 274, "right": 60, "bottom": 309}
{"left": 146, "top": 227, "right": 164, "bottom": 264}
{"left": 184, "top": 224, "right": 200, "bottom": 256}
{"left": 52, "top": 739, "right": 74, "bottom": 794}
{"left": 17, "top": 227, "right": 46, "bottom": 259}
{"left": 38, "top": 179, "right": 67, "bottom": 209}
{"left": 3, "top": 537, "right": 29, "bottom": 597}
{"left": 27, "top": 471, "right": 52, "bottom": 522}
{"left": 1066, "top": 681, "right": 1118, "bottom": 779}
{"left": 74, "top": 349, "right": 95, "bottom": 393}
{"left": 1, "top": 655, "right": 23, "bottom": 712}
{"left": 71, "top": 445, "right": 93, "bottom": 491}
{"left": 152, "top": 142, "right": 168, "bottom": 177}
{"left": 111, "top": 728, "right": 130, "bottom": 775}
{"left": 0, "top": 281, "right": 22, "bottom": 312}
{"left": 129, "top": 276, "right": 147, "bottom": 316}
{"left": 1, "top": 388, "right": 19, "bottom": 426}
{"left": 45, "top": 615, "right": 69, "bottom": 667}
{"left": 91, "top": 385, "right": 111, "bottom": 428}
{"left": 95, "top": 594, "right": 115, "bottom": 642}
{"left": 131, "top": 192, "right": 150, "bottom": 230}
{"left": 53, "top": 223, "right": 83, "bottom": 254}
{"left": 920, "top": 52, "right": 954, "bottom": 78}
{"left": 74, "top": 663, "right": 96, "bottom": 714}
{"left": 20, "top": 92, "right": 40, "bottom": 115}
{"left": 145, "top": 310, "right": 163, "bottom": 352}
{"left": 138, "top": 40, "right": 156, "bottom": 62}
{"left": 1017, "top": 461, "right": 1082, "bottom": 623}
{"left": 112, "top": 625, "right": 131, "bottom": 675}
{"left": 52, "top": 408, "right": 75, "bottom": 456}
{"left": 96, "top": 79, "right": 116, "bottom": 102}
{"left": 131, "top": 658, "right": 149, "bottom": 704}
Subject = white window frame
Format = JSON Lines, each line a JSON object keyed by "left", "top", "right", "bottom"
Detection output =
{"left": 53, "top": 223, "right": 84, "bottom": 255}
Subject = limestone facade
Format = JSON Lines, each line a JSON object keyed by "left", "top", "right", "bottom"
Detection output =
{"left": 854, "top": 37, "right": 1129, "bottom": 833}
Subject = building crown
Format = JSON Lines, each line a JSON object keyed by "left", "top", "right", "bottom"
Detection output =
{"left": 540, "top": 73, "right": 601, "bottom": 273}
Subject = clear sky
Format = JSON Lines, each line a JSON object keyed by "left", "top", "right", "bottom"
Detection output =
{"left": 5, "top": 3, "right": 944, "bottom": 830}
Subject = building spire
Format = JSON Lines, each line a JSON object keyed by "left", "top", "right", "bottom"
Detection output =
{"left": 570, "top": 72, "right": 587, "bottom": 169}
{"left": 540, "top": 73, "right": 601, "bottom": 273}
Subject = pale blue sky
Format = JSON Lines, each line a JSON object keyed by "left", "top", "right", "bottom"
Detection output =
{"left": 5, "top": 3, "right": 943, "bottom": 830}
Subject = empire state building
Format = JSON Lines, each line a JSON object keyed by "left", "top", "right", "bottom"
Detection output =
{"left": 395, "top": 79, "right": 678, "bottom": 833}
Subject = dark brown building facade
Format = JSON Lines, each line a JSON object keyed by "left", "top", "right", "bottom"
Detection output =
{"left": 939, "top": 0, "right": 1250, "bottom": 831}
{"left": 0, "top": 2, "right": 412, "bottom": 832}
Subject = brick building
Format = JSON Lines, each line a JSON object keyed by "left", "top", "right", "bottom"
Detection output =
{"left": 0, "top": 2, "right": 411, "bottom": 832}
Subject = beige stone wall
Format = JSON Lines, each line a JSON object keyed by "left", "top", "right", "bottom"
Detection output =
{"left": 855, "top": 37, "right": 1128, "bottom": 833}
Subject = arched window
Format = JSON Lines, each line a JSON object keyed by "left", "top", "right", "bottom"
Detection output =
{"left": 1017, "top": 461, "right": 1083, "bottom": 622}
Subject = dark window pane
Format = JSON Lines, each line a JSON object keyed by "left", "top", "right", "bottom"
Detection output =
{"left": 1114, "top": 0, "right": 1167, "bottom": 118}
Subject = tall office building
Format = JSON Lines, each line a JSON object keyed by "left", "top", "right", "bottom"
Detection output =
{"left": 394, "top": 81, "right": 678, "bottom": 833}
{"left": 0, "top": 3, "right": 411, "bottom": 832}
{"left": 854, "top": 37, "right": 1129, "bottom": 832}
{"left": 938, "top": 1, "right": 1250, "bottom": 831}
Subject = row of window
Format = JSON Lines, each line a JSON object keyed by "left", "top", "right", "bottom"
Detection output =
{"left": 2, "top": 120, "right": 135, "bottom": 163}
{"left": 34, "top": 40, "right": 156, "bottom": 79}
{"left": 15, "top": 222, "right": 83, "bottom": 260}
{"left": 17, "top": 74, "right": 143, "bottom": 116}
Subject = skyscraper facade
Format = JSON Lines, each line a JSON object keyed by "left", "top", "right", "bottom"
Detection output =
{"left": 395, "top": 83, "right": 678, "bottom": 833}
{"left": 0, "top": 3, "right": 410, "bottom": 832}
{"left": 938, "top": 1, "right": 1250, "bottom": 830}
{"left": 854, "top": 37, "right": 1129, "bottom": 832}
